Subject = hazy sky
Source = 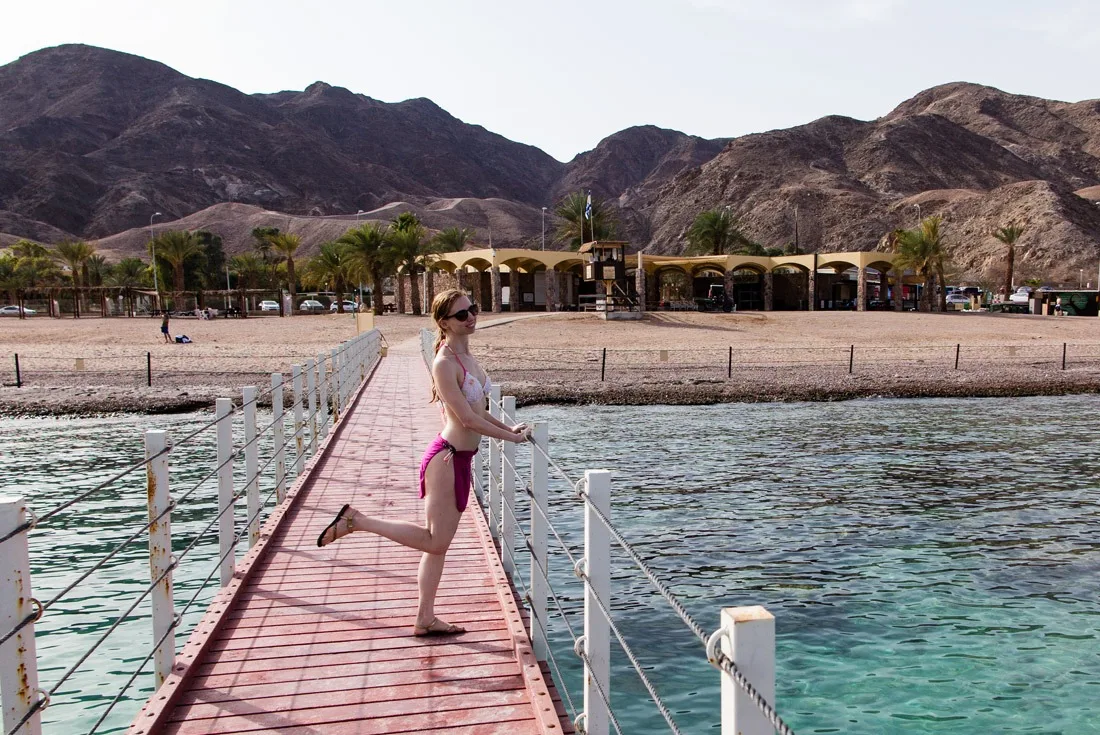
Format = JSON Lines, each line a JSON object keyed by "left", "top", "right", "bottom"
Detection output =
{"left": 5, "top": 0, "right": 1098, "bottom": 162}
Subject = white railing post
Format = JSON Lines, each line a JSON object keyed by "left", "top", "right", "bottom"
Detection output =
{"left": 242, "top": 386, "right": 260, "bottom": 547}
{"left": 291, "top": 365, "right": 305, "bottom": 476}
{"left": 272, "top": 373, "right": 286, "bottom": 503}
{"left": 215, "top": 398, "right": 235, "bottom": 586}
{"left": 330, "top": 347, "right": 341, "bottom": 424}
{"left": 0, "top": 496, "right": 42, "bottom": 735}
{"left": 473, "top": 439, "right": 484, "bottom": 507}
{"left": 501, "top": 396, "right": 517, "bottom": 577}
{"left": 488, "top": 384, "right": 502, "bottom": 544}
{"left": 306, "top": 358, "right": 318, "bottom": 455}
{"left": 583, "top": 469, "right": 612, "bottom": 735}
{"left": 529, "top": 422, "right": 549, "bottom": 661}
{"left": 719, "top": 606, "right": 776, "bottom": 735}
{"left": 144, "top": 430, "right": 175, "bottom": 687}
{"left": 317, "top": 354, "right": 329, "bottom": 440}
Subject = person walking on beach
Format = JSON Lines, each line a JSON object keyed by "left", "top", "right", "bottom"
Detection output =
{"left": 316, "top": 288, "right": 530, "bottom": 636}
{"left": 160, "top": 312, "right": 171, "bottom": 343}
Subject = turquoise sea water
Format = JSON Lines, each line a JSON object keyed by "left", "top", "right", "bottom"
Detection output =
{"left": 2, "top": 395, "right": 1099, "bottom": 733}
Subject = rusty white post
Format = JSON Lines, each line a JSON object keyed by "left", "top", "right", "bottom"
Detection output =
{"left": 719, "top": 606, "right": 776, "bottom": 735}
{"left": 0, "top": 496, "right": 42, "bottom": 735}
{"left": 582, "top": 469, "right": 612, "bottom": 735}
{"left": 330, "top": 347, "right": 341, "bottom": 424}
{"left": 501, "top": 396, "right": 517, "bottom": 577}
{"left": 215, "top": 398, "right": 235, "bottom": 587}
{"left": 144, "top": 430, "right": 175, "bottom": 687}
{"left": 317, "top": 353, "right": 329, "bottom": 441}
{"left": 529, "top": 421, "right": 549, "bottom": 661}
{"left": 271, "top": 373, "right": 286, "bottom": 503}
{"left": 305, "top": 358, "right": 318, "bottom": 455}
{"left": 488, "top": 384, "right": 502, "bottom": 544}
{"left": 291, "top": 365, "right": 305, "bottom": 476}
{"left": 242, "top": 386, "right": 260, "bottom": 547}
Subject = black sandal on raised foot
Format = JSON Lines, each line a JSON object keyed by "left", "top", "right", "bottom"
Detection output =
{"left": 316, "top": 504, "right": 351, "bottom": 548}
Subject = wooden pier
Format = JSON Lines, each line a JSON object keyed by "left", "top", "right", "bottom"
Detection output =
{"left": 128, "top": 343, "right": 573, "bottom": 735}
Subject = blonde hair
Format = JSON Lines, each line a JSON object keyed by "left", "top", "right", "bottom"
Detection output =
{"left": 429, "top": 288, "right": 471, "bottom": 403}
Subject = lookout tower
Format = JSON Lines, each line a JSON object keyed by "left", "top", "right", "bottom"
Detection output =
{"left": 579, "top": 240, "right": 641, "bottom": 319}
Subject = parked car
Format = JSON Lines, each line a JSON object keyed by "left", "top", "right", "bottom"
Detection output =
{"left": 945, "top": 293, "right": 970, "bottom": 305}
{"left": 259, "top": 300, "right": 280, "bottom": 312}
{"left": 298, "top": 299, "right": 324, "bottom": 312}
{"left": 0, "top": 305, "right": 36, "bottom": 316}
{"left": 329, "top": 300, "right": 358, "bottom": 313}
{"left": 1009, "top": 287, "right": 1033, "bottom": 304}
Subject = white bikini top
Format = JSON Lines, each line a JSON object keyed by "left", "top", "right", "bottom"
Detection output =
{"left": 445, "top": 345, "right": 491, "bottom": 405}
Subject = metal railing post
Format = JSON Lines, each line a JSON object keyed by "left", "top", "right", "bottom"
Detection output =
{"left": 317, "top": 354, "right": 329, "bottom": 440}
{"left": 488, "top": 385, "right": 502, "bottom": 544}
{"left": 292, "top": 365, "right": 305, "bottom": 476}
{"left": 529, "top": 422, "right": 549, "bottom": 661}
{"left": 242, "top": 386, "right": 260, "bottom": 547}
{"left": 215, "top": 398, "right": 235, "bottom": 586}
{"left": 272, "top": 373, "right": 286, "bottom": 503}
{"left": 501, "top": 396, "right": 517, "bottom": 577}
{"left": 0, "top": 495, "right": 42, "bottom": 735}
{"left": 144, "top": 430, "right": 175, "bottom": 687}
{"left": 719, "top": 606, "right": 776, "bottom": 735}
{"left": 330, "top": 347, "right": 341, "bottom": 423}
{"left": 306, "top": 358, "right": 318, "bottom": 455}
{"left": 582, "top": 469, "right": 612, "bottom": 735}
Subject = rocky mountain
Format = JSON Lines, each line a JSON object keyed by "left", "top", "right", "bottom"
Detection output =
{"left": 646, "top": 83, "right": 1100, "bottom": 281}
{"left": 2, "top": 45, "right": 1099, "bottom": 281}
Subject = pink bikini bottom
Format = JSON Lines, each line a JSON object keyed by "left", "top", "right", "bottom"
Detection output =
{"left": 419, "top": 435, "right": 476, "bottom": 512}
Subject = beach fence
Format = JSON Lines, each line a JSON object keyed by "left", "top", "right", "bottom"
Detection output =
{"left": 420, "top": 329, "right": 795, "bottom": 735}
{"left": 0, "top": 329, "right": 382, "bottom": 735}
{"left": 469, "top": 342, "right": 1100, "bottom": 381}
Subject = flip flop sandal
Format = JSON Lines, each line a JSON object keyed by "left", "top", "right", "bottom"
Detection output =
{"left": 413, "top": 617, "right": 466, "bottom": 637}
{"left": 316, "top": 503, "right": 351, "bottom": 548}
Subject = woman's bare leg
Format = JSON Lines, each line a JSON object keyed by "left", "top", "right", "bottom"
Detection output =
{"left": 318, "top": 452, "right": 463, "bottom": 630}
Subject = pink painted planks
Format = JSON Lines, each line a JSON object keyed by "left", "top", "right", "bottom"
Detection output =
{"left": 129, "top": 346, "right": 572, "bottom": 735}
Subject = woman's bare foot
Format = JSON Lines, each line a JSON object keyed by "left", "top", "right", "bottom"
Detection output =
{"left": 316, "top": 504, "right": 354, "bottom": 547}
{"left": 413, "top": 617, "right": 466, "bottom": 637}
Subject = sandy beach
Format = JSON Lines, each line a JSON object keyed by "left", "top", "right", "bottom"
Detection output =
{"left": 2, "top": 310, "right": 1100, "bottom": 415}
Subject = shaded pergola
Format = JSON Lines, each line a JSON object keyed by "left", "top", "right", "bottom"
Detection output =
{"left": 398, "top": 248, "right": 912, "bottom": 313}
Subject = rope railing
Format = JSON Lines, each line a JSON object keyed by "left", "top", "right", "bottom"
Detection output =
{"left": 476, "top": 392, "right": 797, "bottom": 734}
{"left": 0, "top": 329, "right": 384, "bottom": 735}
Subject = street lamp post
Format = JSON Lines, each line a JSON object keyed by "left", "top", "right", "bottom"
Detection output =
{"left": 149, "top": 212, "right": 162, "bottom": 307}
{"left": 912, "top": 204, "right": 921, "bottom": 226}
{"left": 541, "top": 207, "right": 546, "bottom": 250}
{"left": 356, "top": 209, "right": 365, "bottom": 224}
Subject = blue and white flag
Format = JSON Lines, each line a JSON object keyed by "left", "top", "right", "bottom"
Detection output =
{"left": 584, "top": 192, "right": 592, "bottom": 221}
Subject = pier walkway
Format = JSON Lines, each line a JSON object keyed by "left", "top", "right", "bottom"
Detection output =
{"left": 129, "top": 343, "right": 570, "bottom": 735}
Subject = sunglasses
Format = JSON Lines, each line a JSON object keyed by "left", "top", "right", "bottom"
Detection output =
{"left": 445, "top": 303, "right": 479, "bottom": 321}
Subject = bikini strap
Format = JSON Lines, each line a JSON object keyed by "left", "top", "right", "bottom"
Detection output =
{"left": 443, "top": 343, "right": 468, "bottom": 379}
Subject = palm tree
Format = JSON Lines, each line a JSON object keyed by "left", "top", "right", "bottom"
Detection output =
{"left": 268, "top": 233, "right": 302, "bottom": 315}
{"left": 302, "top": 242, "right": 352, "bottom": 311}
{"left": 230, "top": 253, "right": 266, "bottom": 314}
{"left": 553, "top": 192, "right": 617, "bottom": 250}
{"left": 686, "top": 208, "right": 751, "bottom": 256}
{"left": 433, "top": 227, "right": 475, "bottom": 252}
{"left": 150, "top": 230, "right": 204, "bottom": 310}
{"left": 892, "top": 217, "right": 949, "bottom": 311}
{"left": 386, "top": 222, "right": 443, "bottom": 316}
{"left": 108, "top": 257, "right": 149, "bottom": 316}
{"left": 53, "top": 240, "right": 96, "bottom": 317}
{"left": 392, "top": 212, "right": 421, "bottom": 233}
{"left": 993, "top": 224, "right": 1025, "bottom": 296}
{"left": 339, "top": 223, "right": 391, "bottom": 315}
{"left": 0, "top": 255, "right": 25, "bottom": 318}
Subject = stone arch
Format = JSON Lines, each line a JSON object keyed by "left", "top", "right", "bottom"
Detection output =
{"left": 656, "top": 267, "right": 693, "bottom": 307}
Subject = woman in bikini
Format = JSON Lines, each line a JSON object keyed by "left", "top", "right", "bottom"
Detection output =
{"left": 316, "top": 288, "right": 530, "bottom": 636}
